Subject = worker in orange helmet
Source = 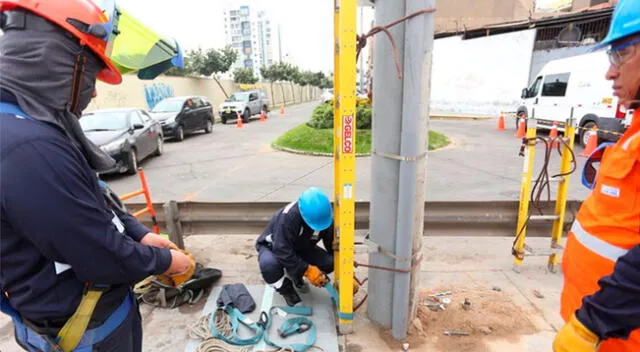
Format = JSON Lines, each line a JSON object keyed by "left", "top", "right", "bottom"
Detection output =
{"left": 553, "top": 0, "right": 640, "bottom": 351}
{"left": 0, "top": 1, "right": 194, "bottom": 351}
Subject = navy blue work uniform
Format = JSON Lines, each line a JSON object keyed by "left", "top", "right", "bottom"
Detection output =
{"left": 255, "top": 202, "right": 334, "bottom": 294}
{"left": 0, "top": 99, "right": 172, "bottom": 351}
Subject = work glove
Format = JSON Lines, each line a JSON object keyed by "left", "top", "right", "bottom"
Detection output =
{"left": 553, "top": 313, "right": 599, "bottom": 352}
{"left": 156, "top": 246, "right": 196, "bottom": 287}
{"left": 304, "top": 265, "right": 329, "bottom": 287}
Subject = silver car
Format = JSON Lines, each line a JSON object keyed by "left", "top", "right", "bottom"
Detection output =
{"left": 218, "top": 90, "right": 270, "bottom": 124}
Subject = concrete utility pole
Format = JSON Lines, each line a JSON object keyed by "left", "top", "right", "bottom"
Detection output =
{"left": 368, "top": 0, "right": 434, "bottom": 340}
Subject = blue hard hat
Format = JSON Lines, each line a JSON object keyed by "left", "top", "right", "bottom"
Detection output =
{"left": 593, "top": 0, "right": 640, "bottom": 50}
{"left": 298, "top": 187, "right": 333, "bottom": 231}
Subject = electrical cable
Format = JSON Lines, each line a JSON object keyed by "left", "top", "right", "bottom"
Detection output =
{"left": 511, "top": 134, "right": 577, "bottom": 260}
{"left": 355, "top": 8, "right": 437, "bottom": 80}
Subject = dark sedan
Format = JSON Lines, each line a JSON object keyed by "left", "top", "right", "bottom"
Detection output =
{"left": 148, "top": 96, "right": 214, "bottom": 141}
{"left": 80, "top": 108, "right": 164, "bottom": 175}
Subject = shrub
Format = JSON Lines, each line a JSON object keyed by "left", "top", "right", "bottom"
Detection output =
{"left": 307, "top": 102, "right": 372, "bottom": 130}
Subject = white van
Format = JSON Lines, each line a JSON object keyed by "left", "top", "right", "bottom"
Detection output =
{"left": 517, "top": 51, "right": 629, "bottom": 147}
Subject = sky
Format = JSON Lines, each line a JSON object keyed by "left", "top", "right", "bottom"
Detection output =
{"left": 112, "top": 0, "right": 562, "bottom": 73}
{"left": 117, "top": 0, "right": 375, "bottom": 74}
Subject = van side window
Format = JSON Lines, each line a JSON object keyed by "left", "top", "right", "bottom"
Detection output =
{"left": 527, "top": 77, "right": 542, "bottom": 98}
{"left": 542, "top": 73, "right": 570, "bottom": 97}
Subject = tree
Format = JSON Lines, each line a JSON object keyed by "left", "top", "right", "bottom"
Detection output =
{"left": 320, "top": 73, "right": 333, "bottom": 89}
{"left": 260, "top": 65, "right": 278, "bottom": 106}
{"left": 263, "top": 62, "right": 289, "bottom": 106}
{"left": 233, "top": 68, "right": 258, "bottom": 84}
{"left": 283, "top": 63, "right": 301, "bottom": 104}
{"left": 164, "top": 66, "right": 189, "bottom": 77}
{"left": 184, "top": 46, "right": 238, "bottom": 98}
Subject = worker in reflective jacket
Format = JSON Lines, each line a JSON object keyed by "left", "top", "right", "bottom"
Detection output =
{"left": 0, "top": 1, "right": 193, "bottom": 351}
{"left": 256, "top": 187, "right": 335, "bottom": 306}
{"left": 553, "top": 0, "right": 640, "bottom": 351}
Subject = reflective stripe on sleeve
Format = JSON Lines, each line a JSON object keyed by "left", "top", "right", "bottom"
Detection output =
{"left": 571, "top": 220, "right": 629, "bottom": 262}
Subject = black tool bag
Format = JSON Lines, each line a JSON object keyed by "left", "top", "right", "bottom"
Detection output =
{"left": 137, "top": 263, "right": 222, "bottom": 308}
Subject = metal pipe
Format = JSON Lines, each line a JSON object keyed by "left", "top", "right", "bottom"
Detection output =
{"left": 391, "top": 0, "right": 433, "bottom": 340}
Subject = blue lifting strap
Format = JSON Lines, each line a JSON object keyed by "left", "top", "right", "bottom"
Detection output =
{"left": 264, "top": 305, "right": 316, "bottom": 352}
{"left": 323, "top": 283, "right": 353, "bottom": 320}
{"left": 208, "top": 306, "right": 265, "bottom": 346}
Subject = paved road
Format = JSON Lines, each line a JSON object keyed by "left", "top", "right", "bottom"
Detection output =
{"left": 105, "top": 102, "right": 590, "bottom": 203}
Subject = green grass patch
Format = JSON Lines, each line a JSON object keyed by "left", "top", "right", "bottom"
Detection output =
{"left": 273, "top": 124, "right": 449, "bottom": 155}
{"left": 428, "top": 130, "right": 450, "bottom": 151}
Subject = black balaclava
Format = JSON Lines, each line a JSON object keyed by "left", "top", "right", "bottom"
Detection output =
{"left": 0, "top": 26, "right": 116, "bottom": 172}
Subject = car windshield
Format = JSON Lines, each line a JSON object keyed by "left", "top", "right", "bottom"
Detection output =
{"left": 151, "top": 99, "right": 184, "bottom": 113}
{"left": 80, "top": 111, "right": 130, "bottom": 131}
{"left": 226, "top": 92, "right": 250, "bottom": 102}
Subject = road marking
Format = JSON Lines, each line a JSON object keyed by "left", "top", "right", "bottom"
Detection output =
{"left": 183, "top": 193, "right": 197, "bottom": 201}
{"left": 259, "top": 145, "right": 272, "bottom": 153}
{"left": 181, "top": 164, "right": 246, "bottom": 201}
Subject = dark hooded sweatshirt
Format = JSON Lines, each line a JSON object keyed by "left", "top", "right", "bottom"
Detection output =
{"left": 0, "top": 15, "right": 171, "bottom": 325}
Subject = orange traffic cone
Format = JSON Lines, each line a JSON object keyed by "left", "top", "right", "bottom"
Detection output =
{"left": 236, "top": 112, "right": 243, "bottom": 128}
{"left": 280, "top": 105, "right": 285, "bottom": 115}
{"left": 259, "top": 110, "right": 266, "bottom": 122}
{"left": 515, "top": 117, "right": 526, "bottom": 138}
{"left": 496, "top": 115, "right": 505, "bottom": 131}
{"left": 580, "top": 126, "right": 599, "bottom": 157}
{"left": 549, "top": 122, "right": 559, "bottom": 148}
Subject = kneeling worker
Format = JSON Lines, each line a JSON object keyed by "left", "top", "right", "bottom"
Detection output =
{"left": 256, "top": 187, "right": 335, "bottom": 306}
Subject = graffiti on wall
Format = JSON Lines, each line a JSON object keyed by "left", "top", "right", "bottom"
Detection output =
{"left": 144, "top": 83, "right": 174, "bottom": 110}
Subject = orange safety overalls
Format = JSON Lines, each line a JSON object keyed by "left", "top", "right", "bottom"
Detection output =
{"left": 560, "top": 114, "right": 640, "bottom": 351}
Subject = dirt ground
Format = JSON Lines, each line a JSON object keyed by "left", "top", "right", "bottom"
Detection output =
{"left": 414, "top": 287, "right": 538, "bottom": 352}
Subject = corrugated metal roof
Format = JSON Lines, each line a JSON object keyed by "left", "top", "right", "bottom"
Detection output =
{"left": 435, "top": 5, "right": 614, "bottom": 40}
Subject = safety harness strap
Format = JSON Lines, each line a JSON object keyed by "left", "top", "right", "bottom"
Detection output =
{"left": 323, "top": 283, "right": 353, "bottom": 320}
{"left": 264, "top": 306, "right": 316, "bottom": 352}
{"left": 56, "top": 288, "right": 104, "bottom": 351}
{"left": 0, "top": 102, "right": 33, "bottom": 120}
{"left": 209, "top": 306, "right": 265, "bottom": 346}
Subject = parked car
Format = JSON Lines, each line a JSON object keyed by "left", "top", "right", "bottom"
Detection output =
{"left": 320, "top": 88, "right": 334, "bottom": 104}
{"left": 321, "top": 88, "right": 367, "bottom": 104}
{"left": 218, "top": 90, "right": 270, "bottom": 124}
{"left": 518, "top": 51, "right": 630, "bottom": 147}
{"left": 80, "top": 108, "right": 163, "bottom": 175}
{"left": 149, "top": 96, "right": 214, "bottom": 141}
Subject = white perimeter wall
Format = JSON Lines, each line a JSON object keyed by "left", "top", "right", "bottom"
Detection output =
{"left": 430, "top": 29, "right": 537, "bottom": 116}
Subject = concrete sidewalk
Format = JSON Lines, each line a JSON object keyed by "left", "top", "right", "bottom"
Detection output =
{"left": 0, "top": 234, "right": 562, "bottom": 352}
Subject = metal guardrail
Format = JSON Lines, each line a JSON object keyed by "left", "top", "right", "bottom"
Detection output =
{"left": 125, "top": 200, "right": 582, "bottom": 238}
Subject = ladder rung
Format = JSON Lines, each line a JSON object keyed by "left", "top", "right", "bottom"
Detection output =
{"left": 533, "top": 177, "right": 565, "bottom": 184}
{"left": 529, "top": 215, "right": 560, "bottom": 221}
{"left": 524, "top": 244, "right": 564, "bottom": 257}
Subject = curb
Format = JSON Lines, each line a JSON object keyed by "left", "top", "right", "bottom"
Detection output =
{"left": 430, "top": 115, "right": 495, "bottom": 121}
{"left": 271, "top": 140, "right": 455, "bottom": 157}
{"left": 271, "top": 145, "right": 371, "bottom": 158}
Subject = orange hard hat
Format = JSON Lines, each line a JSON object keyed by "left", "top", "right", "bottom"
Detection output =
{"left": 0, "top": 0, "right": 122, "bottom": 84}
